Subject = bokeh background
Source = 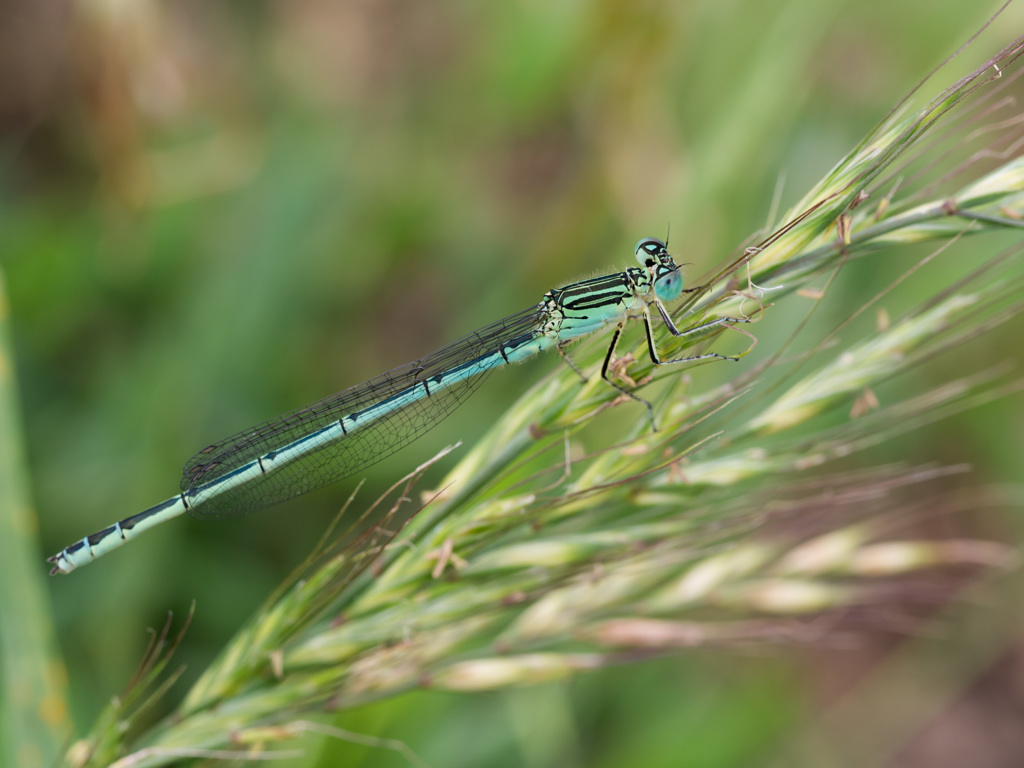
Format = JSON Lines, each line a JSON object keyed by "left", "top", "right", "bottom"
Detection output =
{"left": 4, "top": 0, "right": 1024, "bottom": 766}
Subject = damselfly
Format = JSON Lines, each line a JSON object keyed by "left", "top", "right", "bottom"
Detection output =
{"left": 48, "top": 238, "right": 745, "bottom": 574}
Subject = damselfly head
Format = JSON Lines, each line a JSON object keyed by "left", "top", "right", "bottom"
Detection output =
{"left": 634, "top": 237, "right": 683, "bottom": 301}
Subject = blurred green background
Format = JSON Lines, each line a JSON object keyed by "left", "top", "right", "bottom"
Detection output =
{"left": 3, "top": 0, "right": 1024, "bottom": 766}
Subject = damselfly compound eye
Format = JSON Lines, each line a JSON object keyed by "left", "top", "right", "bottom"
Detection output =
{"left": 654, "top": 267, "right": 683, "bottom": 301}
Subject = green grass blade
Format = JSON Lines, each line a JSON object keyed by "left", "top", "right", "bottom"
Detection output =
{"left": 0, "top": 268, "right": 71, "bottom": 766}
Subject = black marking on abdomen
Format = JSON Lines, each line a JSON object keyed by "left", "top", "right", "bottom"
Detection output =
{"left": 87, "top": 525, "right": 118, "bottom": 547}
{"left": 65, "top": 540, "right": 85, "bottom": 556}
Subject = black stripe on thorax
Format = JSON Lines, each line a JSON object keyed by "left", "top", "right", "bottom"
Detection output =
{"left": 555, "top": 273, "right": 631, "bottom": 312}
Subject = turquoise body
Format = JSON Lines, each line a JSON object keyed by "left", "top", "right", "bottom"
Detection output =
{"left": 49, "top": 238, "right": 701, "bottom": 574}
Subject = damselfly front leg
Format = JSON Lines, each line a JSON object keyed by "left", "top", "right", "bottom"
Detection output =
{"left": 646, "top": 300, "right": 753, "bottom": 365}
